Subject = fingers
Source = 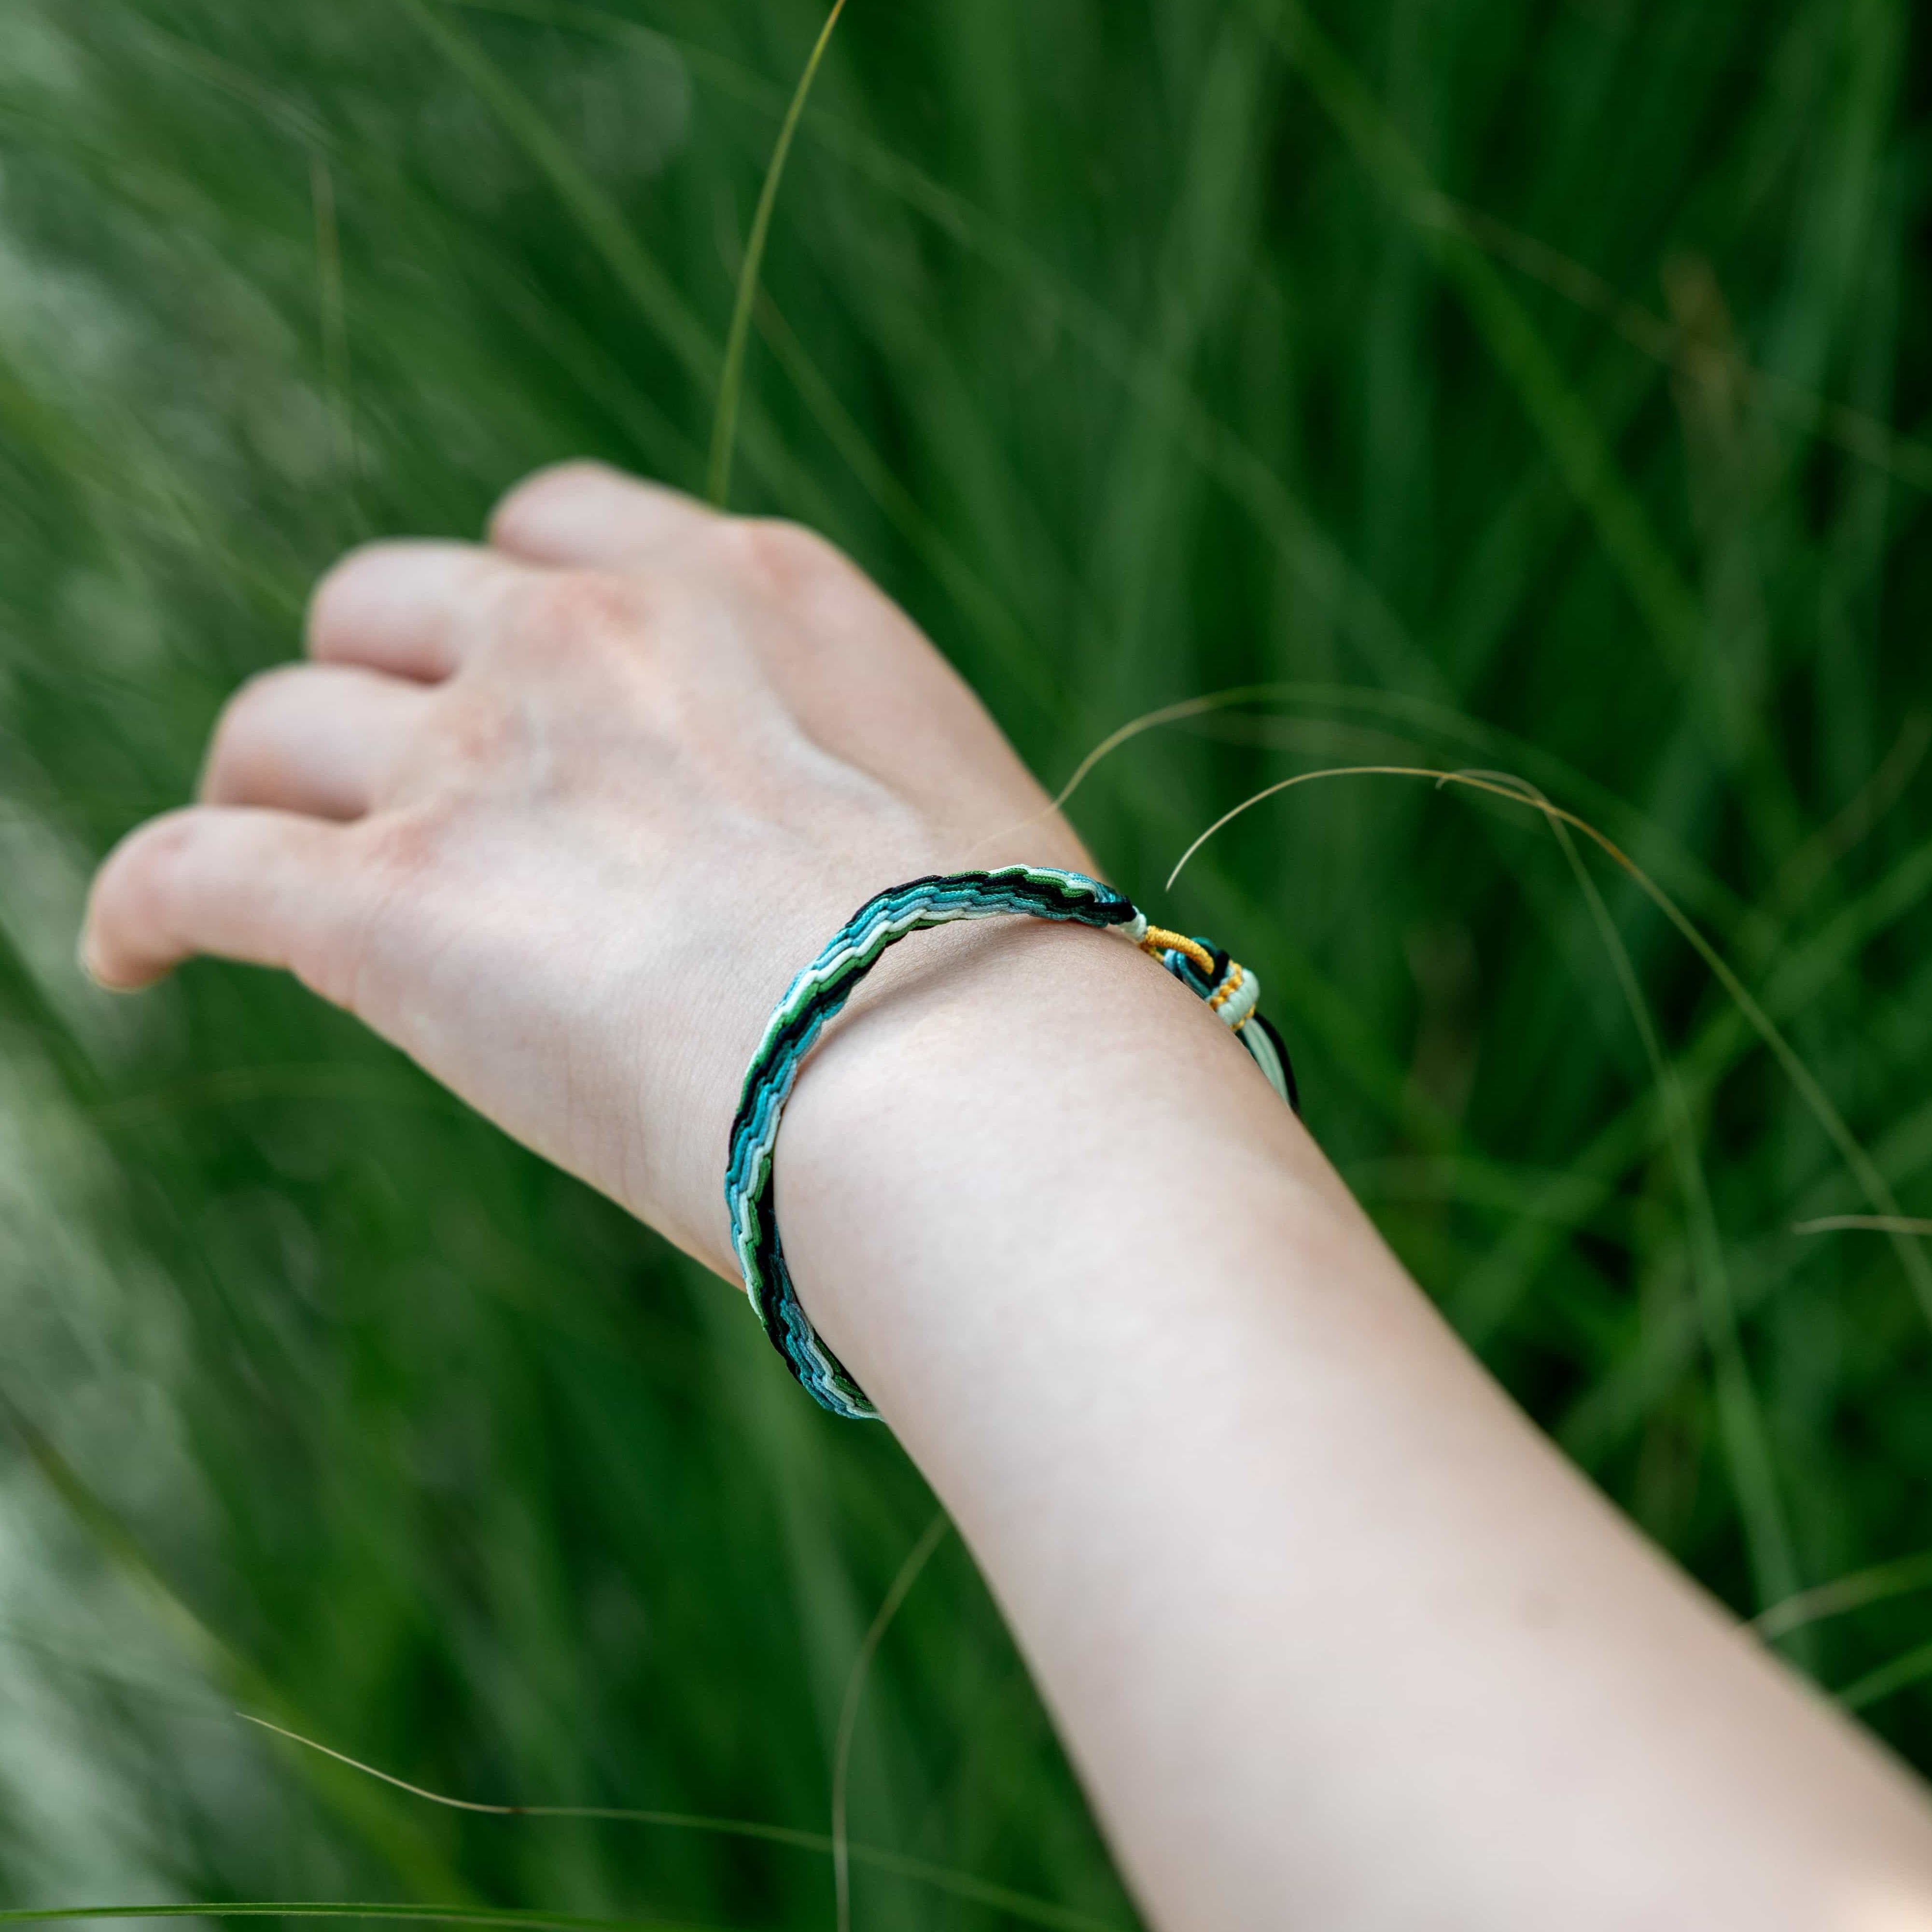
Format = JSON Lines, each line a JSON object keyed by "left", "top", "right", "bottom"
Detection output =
{"left": 199, "top": 662, "right": 434, "bottom": 821}
{"left": 309, "top": 539, "right": 530, "bottom": 681}
{"left": 309, "top": 465, "right": 711, "bottom": 682}
{"left": 489, "top": 459, "right": 717, "bottom": 567}
{"left": 82, "top": 806, "right": 356, "bottom": 993}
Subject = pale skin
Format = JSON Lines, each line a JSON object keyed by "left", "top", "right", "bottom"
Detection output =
{"left": 81, "top": 460, "right": 1932, "bottom": 1931}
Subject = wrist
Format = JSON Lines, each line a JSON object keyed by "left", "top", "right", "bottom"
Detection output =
{"left": 665, "top": 844, "right": 1106, "bottom": 1277}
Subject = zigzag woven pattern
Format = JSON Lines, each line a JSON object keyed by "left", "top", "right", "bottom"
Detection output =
{"left": 725, "top": 865, "right": 1298, "bottom": 1420}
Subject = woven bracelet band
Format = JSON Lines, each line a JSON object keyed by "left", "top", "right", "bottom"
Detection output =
{"left": 723, "top": 865, "right": 1300, "bottom": 1421}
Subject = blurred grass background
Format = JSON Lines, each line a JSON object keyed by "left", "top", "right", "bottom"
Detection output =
{"left": 0, "top": 0, "right": 1928, "bottom": 1921}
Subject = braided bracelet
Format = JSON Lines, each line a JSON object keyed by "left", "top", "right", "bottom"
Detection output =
{"left": 724, "top": 866, "right": 1299, "bottom": 1420}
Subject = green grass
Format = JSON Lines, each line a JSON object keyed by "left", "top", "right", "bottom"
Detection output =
{"left": 0, "top": 0, "right": 1929, "bottom": 1921}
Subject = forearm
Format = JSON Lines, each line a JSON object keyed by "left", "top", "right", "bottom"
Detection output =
{"left": 782, "top": 917, "right": 1932, "bottom": 1932}
{"left": 84, "top": 459, "right": 1932, "bottom": 1931}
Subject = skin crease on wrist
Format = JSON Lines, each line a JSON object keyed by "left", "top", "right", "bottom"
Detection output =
{"left": 76, "top": 459, "right": 1932, "bottom": 1932}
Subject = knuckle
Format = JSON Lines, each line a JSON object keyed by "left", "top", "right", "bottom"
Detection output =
{"left": 329, "top": 809, "right": 454, "bottom": 1014}
{"left": 717, "top": 515, "right": 841, "bottom": 588}
{"left": 432, "top": 683, "right": 522, "bottom": 772}
{"left": 489, "top": 458, "right": 619, "bottom": 549}
{"left": 306, "top": 538, "right": 422, "bottom": 657}
{"left": 352, "top": 806, "right": 449, "bottom": 897}
{"left": 289, "top": 814, "right": 439, "bottom": 1016}
{"left": 126, "top": 809, "right": 199, "bottom": 885}
{"left": 223, "top": 660, "right": 303, "bottom": 725}
{"left": 200, "top": 665, "right": 301, "bottom": 798}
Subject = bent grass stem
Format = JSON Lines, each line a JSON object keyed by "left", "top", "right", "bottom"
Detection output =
{"left": 1165, "top": 765, "right": 1932, "bottom": 1328}
{"left": 239, "top": 1709, "right": 1117, "bottom": 1932}
{"left": 831, "top": 1512, "right": 951, "bottom": 1932}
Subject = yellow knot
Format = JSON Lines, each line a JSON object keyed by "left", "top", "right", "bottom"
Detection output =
{"left": 1137, "top": 924, "right": 1216, "bottom": 976}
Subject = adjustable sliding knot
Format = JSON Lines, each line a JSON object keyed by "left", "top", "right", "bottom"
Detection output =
{"left": 1137, "top": 925, "right": 1263, "bottom": 1031}
{"left": 726, "top": 866, "right": 1300, "bottom": 1420}
{"left": 1120, "top": 917, "right": 1295, "bottom": 1109}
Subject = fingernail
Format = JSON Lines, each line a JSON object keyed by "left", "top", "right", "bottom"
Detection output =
{"left": 76, "top": 930, "right": 130, "bottom": 994}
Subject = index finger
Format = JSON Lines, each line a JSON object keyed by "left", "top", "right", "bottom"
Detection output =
{"left": 81, "top": 804, "right": 357, "bottom": 997}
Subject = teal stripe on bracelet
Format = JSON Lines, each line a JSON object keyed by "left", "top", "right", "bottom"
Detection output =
{"left": 724, "top": 865, "right": 1298, "bottom": 1421}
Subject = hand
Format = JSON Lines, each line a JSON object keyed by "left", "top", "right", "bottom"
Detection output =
{"left": 81, "top": 462, "right": 1090, "bottom": 1271}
